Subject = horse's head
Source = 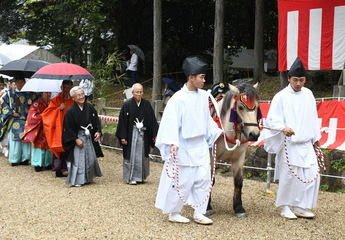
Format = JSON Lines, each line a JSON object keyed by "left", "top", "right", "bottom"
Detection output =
{"left": 226, "top": 83, "right": 261, "bottom": 141}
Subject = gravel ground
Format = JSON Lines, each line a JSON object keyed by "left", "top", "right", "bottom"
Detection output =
{"left": 0, "top": 149, "right": 344, "bottom": 240}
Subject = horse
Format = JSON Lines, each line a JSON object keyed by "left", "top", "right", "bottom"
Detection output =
{"left": 207, "top": 83, "right": 261, "bottom": 218}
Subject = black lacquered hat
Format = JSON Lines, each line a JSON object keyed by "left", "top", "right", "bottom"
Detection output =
{"left": 182, "top": 55, "right": 208, "bottom": 77}
{"left": 288, "top": 57, "right": 307, "bottom": 77}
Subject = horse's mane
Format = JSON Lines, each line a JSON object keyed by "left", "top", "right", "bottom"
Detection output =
{"left": 220, "top": 84, "right": 259, "bottom": 117}
{"left": 237, "top": 84, "right": 259, "bottom": 102}
{"left": 220, "top": 91, "right": 232, "bottom": 117}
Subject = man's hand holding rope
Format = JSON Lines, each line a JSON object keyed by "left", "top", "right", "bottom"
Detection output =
{"left": 170, "top": 145, "right": 178, "bottom": 155}
{"left": 282, "top": 127, "right": 295, "bottom": 137}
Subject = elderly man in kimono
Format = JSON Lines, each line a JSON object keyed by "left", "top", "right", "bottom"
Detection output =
{"left": 0, "top": 75, "right": 37, "bottom": 166}
{"left": 63, "top": 86, "right": 103, "bottom": 187}
{"left": 116, "top": 83, "right": 159, "bottom": 185}
{"left": 22, "top": 92, "right": 53, "bottom": 172}
{"left": 259, "top": 57, "right": 321, "bottom": 219}
{"left": 42, "top": 80, "right": 74, "bottom": 177}
{"left": 155, "top": 56, "right": 222, "bottom": 225}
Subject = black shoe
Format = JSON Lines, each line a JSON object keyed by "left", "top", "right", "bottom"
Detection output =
{"left": 11, "top": 163, "right": 19, "bottom": 166}
{"left": 19, "top": 160, "right": 30, "bottom": 165}
{"left": 34, "top": 166, "right": 43, "bottom": 172}
{"left": 44, "top": 165, "right": 52, "bottom": 170}
{"left": 55, "top": 171, "right": 65, "bottom": 177}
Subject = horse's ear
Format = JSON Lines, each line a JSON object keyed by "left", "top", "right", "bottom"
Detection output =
{"left": 253, "top": 82, "right": 259, "bottom": 91}
{"left": 228, "top": 84, "right": 240, "bottom": 95}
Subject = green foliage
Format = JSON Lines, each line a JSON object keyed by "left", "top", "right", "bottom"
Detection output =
{"left": 336, "top": 189, "right": 345, "bottom": 194}
{"left": 102, "top": 122, "right": 117, "bottom": 135}
{"left": 259, "top": 173, "right": 267, "bottom": 182}
{"left": 331, "top": 158, "right": 345, "bottom": 172}
{"left": 2, "top": 0, "right": 279, "bottom": 77}
{"left": 320, "top": 184, "right": 330, "bottom": 191}
{"left": 90, "top": 50, "right": 127, "bottom": 98}
{"left": 244, "top": 172, "right": 253, "bottom": 180}
{"left": 0, "top": 1, "right": 27, "bottom": 43}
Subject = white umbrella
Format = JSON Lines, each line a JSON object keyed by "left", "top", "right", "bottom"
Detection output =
{"left": 0, "top": 53, "right": 11, "bottom": 67}
{"left": 21, "top": 78, "right": 62, "bottom": 93}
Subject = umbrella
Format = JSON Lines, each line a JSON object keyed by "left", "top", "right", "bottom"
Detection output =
{"left": 127, "top": 45, "right": 145, "bottom": 61}
{"left": 162, "top": 77, "right": 181, "bottom": 92}
{"left": 0, "top": 53, "right": 11, "bottom": 67}
{"left": 0, "top": 59, "right": 50, "bottom": 78}
{"left": 21, "top": 78, "right": 62, "bottom": 93}
{"left": 31, "top": 62, "right": 94, "bottom": 80}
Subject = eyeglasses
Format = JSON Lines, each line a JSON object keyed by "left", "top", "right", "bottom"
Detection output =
{"left": 75, "top": 93, "right": 85, "bottom": 98}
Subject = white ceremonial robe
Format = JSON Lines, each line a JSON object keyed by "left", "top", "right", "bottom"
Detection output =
{"left": 155, "top": 85, "right": 222, "bottom": 214}
{"left": 259, "top": 84, "right": 321, "bottom": 209}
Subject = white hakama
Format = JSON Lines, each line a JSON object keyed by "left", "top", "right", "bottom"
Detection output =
{"left": 259, "top": 85, "right": 321, "bottom": 209}
{"left": 155, "top": 85, "right": 222, "bottom": 214}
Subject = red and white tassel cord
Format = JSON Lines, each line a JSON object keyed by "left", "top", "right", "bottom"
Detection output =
{"left": 164, "top": 143, "right": 218, "bottom": 208}
{"left": 283, "top": 137, "right": 324, "bottom": 184}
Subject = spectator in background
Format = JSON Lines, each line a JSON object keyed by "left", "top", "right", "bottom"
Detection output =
{"left": 116, "top": 83, "right": 158, "bottom": 185}
{"left": 126, "top": 49, "right": 138, "bottom": 85}
{"left": 79, "top": 79, "right": 94, "bottom": 102}
{"left": 22, "top": 92, "right": 53, "bottom": 172}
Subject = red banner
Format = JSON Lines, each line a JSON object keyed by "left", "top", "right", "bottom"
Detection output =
{"left": 250, "top": 100, "right": 345, "bottom": 150}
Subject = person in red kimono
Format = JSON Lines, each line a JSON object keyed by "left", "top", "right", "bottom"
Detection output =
{"left": 23, "top": 92, "right": 53, "bottom": 172}
{"left": 42, "top": 80, "right": 74, "bottom": 177}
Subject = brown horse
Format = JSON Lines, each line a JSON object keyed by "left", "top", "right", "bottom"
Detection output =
{"left": 207, "top": 83, "right": 261, "bottom": 218}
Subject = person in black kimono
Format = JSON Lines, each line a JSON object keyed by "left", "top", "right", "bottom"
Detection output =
{"left": 63, "top": 86, "right": 103, "bottom": 187}
{"left": 116, "top": 83, "right": 159, "bottom": 185}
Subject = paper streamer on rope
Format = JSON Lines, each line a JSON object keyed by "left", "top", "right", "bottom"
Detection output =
{"left": 98, "top": 115, "right": 119, "bottom": 122}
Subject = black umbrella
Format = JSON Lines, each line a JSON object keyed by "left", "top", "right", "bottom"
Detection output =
{"left": 0, "top": 59, "right": 50, "bottom": 78}
{"left": 162, "top": 78, "right": 181, "bottom": 92}
{"left": 127, "top": 45, "right": 145, "bottom": 61}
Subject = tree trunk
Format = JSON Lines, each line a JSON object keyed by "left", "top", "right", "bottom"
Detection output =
{"left": 253, "top": 0, "right": 264, "bottom": 83}
{"left": 213, "top": 0, "right": 225, "bottom": 84}
{"left": 153, "top": 0, "right": 162, "bottom": 104}
{"left": 279, "top": 71, "right": 289, "bottom": 89}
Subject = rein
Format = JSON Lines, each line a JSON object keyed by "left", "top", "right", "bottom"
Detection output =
{"left": 209, "top": 90, "right": 261, "bottom": 150}
{"left": 208, "top": 91, "right": 241, "bottom": 151}
{"left": 165, "top": 143, "right": 218, "bottom": 208}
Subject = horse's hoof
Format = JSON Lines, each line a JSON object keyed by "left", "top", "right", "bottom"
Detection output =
{"left": 236, "top": 212, "right": 247, "bottom": 218}
{"left": 205, "top": 210, "right": 214, "bottom": 216}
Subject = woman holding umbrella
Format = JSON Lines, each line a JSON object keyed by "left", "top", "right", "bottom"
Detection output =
{"left": 22, "top": 92, "right": 53, "bottom": 172}
{"left": 126, "top": 49, "right": 138, "bottom": 85}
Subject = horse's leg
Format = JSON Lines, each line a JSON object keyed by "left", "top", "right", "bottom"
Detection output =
{"left": 232, "top": 154, "right": 247, "bottom": 218}
{"left": 205, "top": 177, "right": 215, "bottom": 216}
{"left": 206, "top": 149, "right": 216, "bottom": 216}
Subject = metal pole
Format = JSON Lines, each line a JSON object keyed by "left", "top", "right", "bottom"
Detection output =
{"left": 266, "top": 153, "right": 272, "bottom": 192}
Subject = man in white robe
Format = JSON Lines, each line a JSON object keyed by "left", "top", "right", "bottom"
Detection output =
{"left": 259, "top": 57, "right": 321, "bottom": 219}
{"left": 155, "top": 56, "right": 222, "bottom": 225}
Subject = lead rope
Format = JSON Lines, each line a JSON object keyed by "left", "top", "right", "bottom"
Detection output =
{"left": 165, "top": 143, "right": 218, "bottom": 208}
{"left": 283, "top": 137, "right": 325, "bottom": 183}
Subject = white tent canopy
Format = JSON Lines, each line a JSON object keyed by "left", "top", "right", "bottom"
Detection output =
{"left": 0, "top": 44, "right": 62, "bottom": 63}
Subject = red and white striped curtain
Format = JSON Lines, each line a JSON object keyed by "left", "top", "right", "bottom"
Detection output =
{"left": 278, "top": 0, "right": 345, "bottom": 71}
